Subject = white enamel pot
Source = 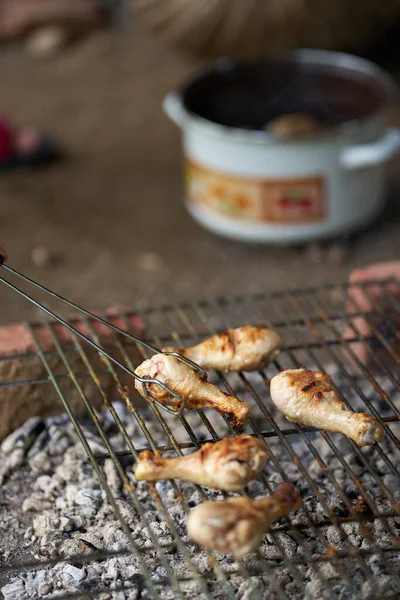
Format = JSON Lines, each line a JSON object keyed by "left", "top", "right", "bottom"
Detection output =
{"left": 163, "top": 50, "right": 400, "bottom": 244}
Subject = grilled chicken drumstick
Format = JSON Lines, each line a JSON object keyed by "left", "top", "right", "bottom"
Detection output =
{"left": 163, "top": 326, "right": 281, "bottom": 372}
{"left": 187, "top": 483, "right": 301, "bottom": 559}
{"left": 134, "top": 354, "right": 250, "bottom": 428}
{"left": 270, "top": 368, "right": 384, "bottom": 446}
{"left": 135, "top": 435, "right": 268, "bottom": 491}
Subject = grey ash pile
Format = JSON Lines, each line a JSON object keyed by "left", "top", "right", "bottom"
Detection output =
{"left": 0, "top": 371, "right": 399, "bottom": 600}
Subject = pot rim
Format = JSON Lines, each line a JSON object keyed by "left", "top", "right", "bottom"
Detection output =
{"left": 175, "top": 49, "right": 398, "bottom": 145}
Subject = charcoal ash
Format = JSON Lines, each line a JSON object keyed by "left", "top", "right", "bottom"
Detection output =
{"left": 0, "top": 367, "right": 399, "bottom": 600}
{"left": 0, "top": 417, "right": 46, "bottom": 485}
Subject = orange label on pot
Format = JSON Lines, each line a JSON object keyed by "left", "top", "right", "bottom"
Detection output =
{"left": 185, "top": 159, "right": 327, "bottom": 223}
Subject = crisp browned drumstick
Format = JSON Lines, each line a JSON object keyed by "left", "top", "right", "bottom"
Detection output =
{"left": 270, "top": 368, "right": 385, "bottom": 446}
{"left": 134, "top": 435, "right": 268, "bottom": 491}
{"left": 187, "top": 483, "right": 301, "bottom": 559}
{"left": 134, "top": 354, "right": 250, "bottom": 428}
{"left": 163, "top": 326, "right": 282, "bottom": 372}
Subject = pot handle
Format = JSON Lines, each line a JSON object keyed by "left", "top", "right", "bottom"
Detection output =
{"left": 340, "top": 128, "right": 400, "bottom": 169}
{"left": 162, "top": 92, "right": 186, "bottom": 128}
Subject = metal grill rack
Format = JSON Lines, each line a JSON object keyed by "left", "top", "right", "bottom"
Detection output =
{"left": 0, "top": 264, "right": 399, "bottom": 599}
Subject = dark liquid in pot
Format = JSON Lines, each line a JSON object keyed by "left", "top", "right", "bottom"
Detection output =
{"left": 182, "top": 60, "right": 388, "bottom": 131}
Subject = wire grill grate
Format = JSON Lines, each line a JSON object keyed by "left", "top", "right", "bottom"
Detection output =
{"left": 0, "top": 268, "right": 399, "bottom": 600}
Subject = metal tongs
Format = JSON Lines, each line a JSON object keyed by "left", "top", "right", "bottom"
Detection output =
{"left": 0, "top": 245, "right": 207, "bottom": 415}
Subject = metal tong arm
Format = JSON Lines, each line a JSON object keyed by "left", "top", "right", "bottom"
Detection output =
{"left": 0, "top": 249, "right": 207, "bottom": 413}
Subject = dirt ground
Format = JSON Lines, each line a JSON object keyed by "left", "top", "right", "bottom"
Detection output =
{"left": 1, "top": 18, "right": 400, "bottom": 326}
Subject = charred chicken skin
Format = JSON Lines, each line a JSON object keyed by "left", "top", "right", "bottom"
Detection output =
{"left": 134, "top": 435, "right": 268, "bottom": 491}
{"left": 187, "top": 483, "right": 301, "bottom": 559}
{"left": 270, "top": 368, "right": 384, "bottom": 446}
{"left": 163, "top": 326, "right": 281, "bottom": 373}
{"left": 134, "top": 353, "right": 250, "bottom": 428}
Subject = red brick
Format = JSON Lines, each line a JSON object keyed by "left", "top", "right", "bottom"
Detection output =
{"left": 0, "top": 308, "right": 145, "bottom": 440}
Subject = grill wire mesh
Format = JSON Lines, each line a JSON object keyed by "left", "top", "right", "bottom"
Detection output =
{"left": 0, "top": 273, "right": 399, "bottom": 600}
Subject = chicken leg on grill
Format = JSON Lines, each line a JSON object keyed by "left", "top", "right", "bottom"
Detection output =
{"left": 134, "top": 353, "right": 250, "bottom": 428}
{"left": 270, "top": 368, "right": 385, "bottom": 446}
{"left": 187, "top": 483, "right": 301, "bottom": 559}
{"left": 134, "top": 435, "right": 268, "bottom": 491}
{"left": 163, "top": 326, "right": 282, "bottom": 373}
